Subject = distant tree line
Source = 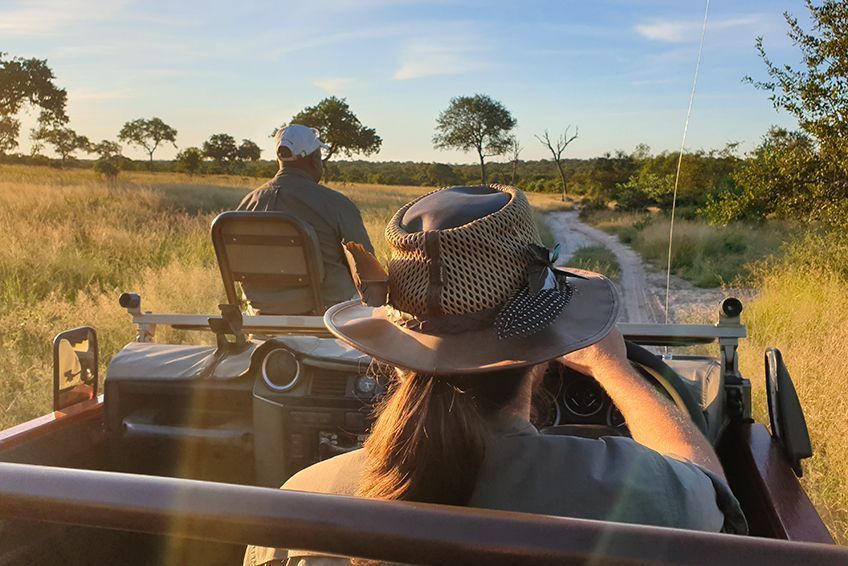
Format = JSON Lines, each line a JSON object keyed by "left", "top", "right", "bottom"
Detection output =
{"left": 3, "top": 0, "right": 846, "bottom": 230}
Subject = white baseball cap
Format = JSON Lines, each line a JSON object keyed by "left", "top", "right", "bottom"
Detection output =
{"left": 275, "top": 124, "right": 329, "bottom": 161}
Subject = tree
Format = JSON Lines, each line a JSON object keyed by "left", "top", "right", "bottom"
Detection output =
{"left": 0, "top": 52, "right": 68, "bottom": 154}
{"left": 536, "top": 127, "right": 578, "bottom": 201}
{"left": 92, "top": 139, "right": 122, "bottom": 159}
{"left": 285, "top": 96, "right": 381, "bottom": 163}
{"left": 433, "top": 94, "right": 516, "bottom": 184}
{"left": 31, "top": 126, "right": 91, "bottom": 165}
{"left": 236, "top": 139, "right": 261, "bottom": 162}
{"left": 118, "top": 117, "right": 177, "bottom": 169}
{"left": 202, "top": 133, "right": 238, "bottom": 170}
{"left": 508, "top": 136, "right": 523, "bottom": 185}
{"left": 176, "top": 147, "right": 204, "bottom": 176}
{"left": 737, "top": 0, "right": 848, "bottom": 226}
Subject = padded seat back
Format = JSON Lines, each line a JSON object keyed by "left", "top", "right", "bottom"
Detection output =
{"left": 211, "top": 211, "right": 325, "bottom": 315}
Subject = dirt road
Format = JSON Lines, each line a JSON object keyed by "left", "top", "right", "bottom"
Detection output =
{"left": 547, "top": 211, "right": 730, "bottom": 324}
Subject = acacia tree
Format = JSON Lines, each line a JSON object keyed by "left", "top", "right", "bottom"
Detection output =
{"left": 31, "top": 126, "right": 90, "bottom": 165}
{"left": 284, "top": 97, "right": 382, "bottom": 163}
{"left": 508, "top": 136, "right": 522, "bottom": 185}
{"left": 202, "top": 133, "right": 238, "bottom": 171}
{"left": 118, "top": 117, "right": 177, "bottom": 169}
{"left": 0, "top": 52, "right": 68, "bottom": 154}
{"left": 176, "top": 147, "right": 204, "bottom": 176}
{"left": 729, "top": 0, "right": 848, "bottom": 226}
{"left": 535, "top": 126, "right": 578, "bottom": 201}
{"left": 433, "top": 94, "right": 516, "bottom": 184}
{"left": 236, "top": 139, "right": 261, "bottom": 162}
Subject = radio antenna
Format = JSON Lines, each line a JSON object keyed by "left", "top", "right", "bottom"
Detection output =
{"left": 664, "top": 0, "right": 710, "bottom": 323}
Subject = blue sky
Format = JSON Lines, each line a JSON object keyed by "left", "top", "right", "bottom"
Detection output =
{"left": 2, "top": 0, "right": 806, "bottom": 163}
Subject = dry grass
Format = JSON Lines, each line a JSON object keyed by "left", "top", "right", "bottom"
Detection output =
{"left": 0, "top": 165, "right": 566, "bottom": 427}
{"left": 739, "top": 264, "right": 848, "bottom": 544}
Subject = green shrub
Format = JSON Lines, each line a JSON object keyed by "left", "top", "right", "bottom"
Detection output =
{"left": 569, "top": 245, "right": 621, "bottom": 280}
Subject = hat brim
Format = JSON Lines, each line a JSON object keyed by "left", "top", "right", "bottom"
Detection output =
{"left": 324, "top": 268, "right": 619, "bottom": 375}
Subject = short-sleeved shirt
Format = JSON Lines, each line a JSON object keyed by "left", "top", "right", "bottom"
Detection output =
{"left": 245, "top": 416, "right": 747, "bottom": 565}
{"left": 237, "top": 168, "right": 374, "bottom": 307}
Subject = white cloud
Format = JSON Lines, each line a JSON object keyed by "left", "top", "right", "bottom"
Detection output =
{"left": 635, "top": 15, "right": 761, "bottom": 43}
{"left": 312, "top": 78, "right": 354, "bottom": 93}
{"left": 393, "top": 38, "right": 487, "bottom": 80}
{"left": 0, "top": 0, "right": 130, "bottom": 36}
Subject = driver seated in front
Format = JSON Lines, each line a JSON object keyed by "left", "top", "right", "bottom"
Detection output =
{"left": 245, "top": 185, "right": 747, "bottom": 565}
{"left": 236, "top": 124, "right": 374, "bottom": 313}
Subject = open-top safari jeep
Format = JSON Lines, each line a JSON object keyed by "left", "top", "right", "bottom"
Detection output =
{"left": 0, "top": 212, "right": 845, "bottom": 565}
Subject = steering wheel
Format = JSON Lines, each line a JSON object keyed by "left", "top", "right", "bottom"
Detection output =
{"left": 541, "top": 341, "right": 708, "bottom": 439}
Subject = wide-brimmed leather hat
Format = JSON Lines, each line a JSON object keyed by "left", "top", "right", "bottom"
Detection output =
{"left": 325, "top": 185, "right": 619, "bottom": 375}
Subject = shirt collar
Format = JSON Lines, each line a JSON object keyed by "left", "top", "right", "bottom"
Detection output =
{"left": 487, "top": 413, "right": 538, "bottom": 438}
{"left": 277, "top": 166, "right": 315, "bottom": 182}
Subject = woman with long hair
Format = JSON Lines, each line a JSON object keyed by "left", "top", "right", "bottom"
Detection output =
{"left": 246, "top": 185, "right": 746, "bottom": 565}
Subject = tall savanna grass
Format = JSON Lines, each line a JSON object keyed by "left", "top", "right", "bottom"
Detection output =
{"left": 739, "top": 232, "right": 848, "bottom": 544}
{"left": 0, "top": 165, "right": 566, "bottom": 427}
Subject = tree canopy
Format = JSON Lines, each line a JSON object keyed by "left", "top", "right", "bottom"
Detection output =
{"left": 202, "top": 133, "right": 238, "bottom": 169}
{"left": 236, "top": 139, "right": 261, "bottom": 161}
{"left": 727, "top": 0, "right": 848, "bottom": 226}
{"left": 0, "top": 52, "right": 68, "bottom": 154}
{"left": 287, "top": 96, "right": 381, "bottom": 162}
{"left": 31, "top": 126, "right": 90, "bottom": 164}
{"left": 118, "top": 117, "right": 177, "bottom": 168}
{"left": 433, "top": 94, "right": 516, "bottom": 184}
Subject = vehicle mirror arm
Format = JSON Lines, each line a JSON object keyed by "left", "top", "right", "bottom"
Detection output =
{"left": 209, "top": 304, "right": 248, "bottom": 354}
{"left": 718, "top": 298, "right": 752, "bottom": 422}
{"left": 119, "top": 292, "right": 156, "bottom": 343}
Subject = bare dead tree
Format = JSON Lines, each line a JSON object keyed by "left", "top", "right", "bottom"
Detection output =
{"left": 535, "top": 126, "right": 578, "bottom": 201}
{"left": 509, "top": 136, "right": 522, "bottom": 185}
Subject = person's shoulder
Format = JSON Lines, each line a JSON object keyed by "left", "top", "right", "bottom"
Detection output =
{"left": 237, "top": 180, "right": 276, "bottom": 210}
{"left": 282, "top": 448, "right": 365, "bottom": 496}
{"left": 314, "top": 183, "right": 358, "bottom": 207}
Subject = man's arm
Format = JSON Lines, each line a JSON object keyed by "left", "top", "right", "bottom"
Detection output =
{"left": 337, "top": 197, "right": 375, "bottom": 254}
{"left": 560, "top": 328, "right": 726, "bottom": 480}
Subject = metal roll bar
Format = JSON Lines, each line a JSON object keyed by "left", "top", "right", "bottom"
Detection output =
{"left": 0, "top": 462, "right": 845, "bottom": 565}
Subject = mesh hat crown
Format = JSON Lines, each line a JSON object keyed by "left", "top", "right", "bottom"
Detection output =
{"left": 385, "top": 185, "right": 541, "bottom": 316}
{"left": 329, "top": 184, "right": 619, "bottom": 374}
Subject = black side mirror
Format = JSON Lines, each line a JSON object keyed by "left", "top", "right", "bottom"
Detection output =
{"left": 765, "top": 348, "right": 812, "bottom": 477}
{"left": 52, "top": 327, "right": 98, "bottom": 411}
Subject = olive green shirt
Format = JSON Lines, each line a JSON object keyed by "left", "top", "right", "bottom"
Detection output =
{"left": 237, "top": 168, "right": 374, "bottom": 308}
{"left": 245, "top": 416, "right": 747, "bottom": 565}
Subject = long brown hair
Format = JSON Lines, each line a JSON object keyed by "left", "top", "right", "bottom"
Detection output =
{"left": 356, "top": 365, "right": 533, "bottom": 506}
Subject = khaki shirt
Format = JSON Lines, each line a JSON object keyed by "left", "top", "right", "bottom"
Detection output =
{"left": 245, "top": 416, "right": 747, "bottom": 565}
{"left": 237, "top": 168, "right": 374, "bottom": 307}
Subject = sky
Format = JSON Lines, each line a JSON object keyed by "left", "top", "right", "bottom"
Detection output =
{"left": 1, "top": 0, "right": 807, "bottom": 163}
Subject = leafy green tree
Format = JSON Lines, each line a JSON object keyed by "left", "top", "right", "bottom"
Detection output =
{"left": 31, "top": 126, "right": 91, "bottom": 165}
{"left": 118, "top": 117, "right": 177, "bottom": 169}
{"left": 0, "top": 52, "right": 68, "bottom": 154}
{"left": 735, "top": 0, "right": 848, "bottom": 226}
{"left": 416, "top": 163, "right": 463, "bottom": 187}
{"left": 176, "top": 147, "right": 204, "bottom": 176}
{"left": 90, "top": 139, "right": 123, "bottom": 181}
{"left": 236, "top": 139, "right": 261, "bottom": 162}
{"left": 92, "top": 139, "right": 122, "bottom": 159}
{"left": 202, "top": 133, "right": 238, "bottom": 170}
{"left": 433, "top": 94, "right": 516, "bottom": 184}
{"left": 286, "top": 96, "right": 381, "bottom": 163}
{"left": 704, "top": 128, "right": 825, "bottom": 224}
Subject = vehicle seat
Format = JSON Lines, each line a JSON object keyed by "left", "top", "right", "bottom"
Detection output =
{"left": 664, "top": 357, "right": 725, "bottom": 443}
{"left": 212, "top": 211, "right": 326, "bottom": 315}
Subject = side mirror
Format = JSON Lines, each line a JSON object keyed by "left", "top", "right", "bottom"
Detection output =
{"left": 52, "top": 327, "right": 98, "bottom": 411}
{"left": 765, "top": 348, "right": 812, "bottom": 477}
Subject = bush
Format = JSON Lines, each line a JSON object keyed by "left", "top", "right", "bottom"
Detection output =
{"left": 569, "top": 245, "right": 621, "bottom": 280}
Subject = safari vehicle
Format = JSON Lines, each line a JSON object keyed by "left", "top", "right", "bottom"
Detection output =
{"left": 0, "top": 212, "right": 846, "bottom": 565}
